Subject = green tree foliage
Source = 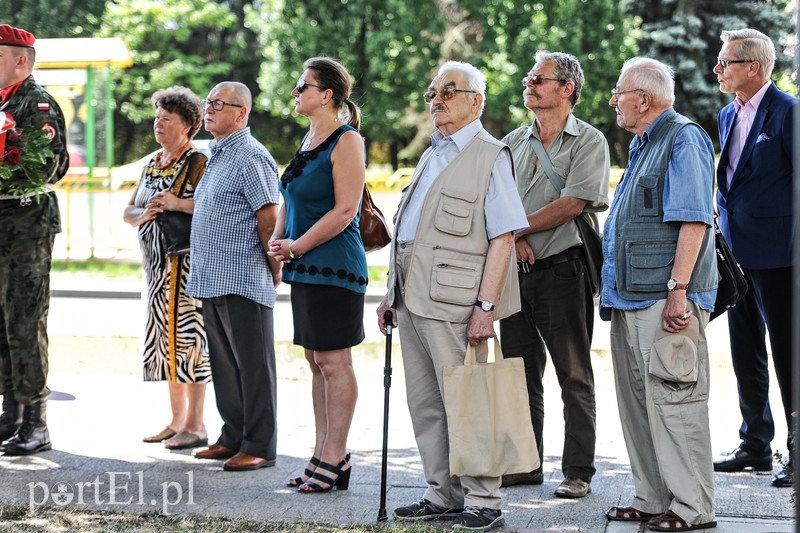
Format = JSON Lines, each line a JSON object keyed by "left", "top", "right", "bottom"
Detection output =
{"left": 402, "top": 0, "right": 635, "bottom": 164}
{"left": 625, "top": 0, "right": 794, "bottom": 154}
{"left": 256, "top": 0, "right": 447, "bottom": 167}
{"left": 6, "top": 0, "right": 105, "bottom": 37}
{"left": 99, "top": 0, "right": 277, "bottom": 163}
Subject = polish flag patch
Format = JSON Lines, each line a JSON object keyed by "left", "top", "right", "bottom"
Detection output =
{"left": 38, "top": 102, "right": 50, "bottom": 112}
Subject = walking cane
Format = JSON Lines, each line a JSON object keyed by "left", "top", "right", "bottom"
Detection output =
{"left": 377, "top": 310, "right": 394, "bottom": 521}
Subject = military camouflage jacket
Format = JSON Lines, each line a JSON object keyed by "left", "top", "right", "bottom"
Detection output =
{"left": 0, "top": 75, "right": 69, "bottom": 241}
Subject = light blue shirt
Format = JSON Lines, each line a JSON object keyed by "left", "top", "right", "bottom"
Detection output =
{"left": 601, "top": 110, "right": 717, "bottom": 311}
{"left": 396, "top": 119, "right": 527, "bottom": 241}
{"left": 187, "top": 127, "right": 280, "bottom": 307}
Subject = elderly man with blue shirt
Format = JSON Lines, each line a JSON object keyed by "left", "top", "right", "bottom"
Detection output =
{"left": 377, "top": 61, "right": 527, "bottom": 532}
{"left": 602, "top": 58, "right": 718, "bottom": 532}
{"left": 187, "top": 81, "right": 282, "bottom": 472}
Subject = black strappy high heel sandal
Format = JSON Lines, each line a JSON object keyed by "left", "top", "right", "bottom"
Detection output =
{"left": 298, "top": 454, "right": 352, "bottom": 493}
{"left": 286, "top": 456, "right": 320, "bottom": 487}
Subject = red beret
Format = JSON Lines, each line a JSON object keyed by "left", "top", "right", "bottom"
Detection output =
{"left": 0, "top": 25, "right": 35, "bottom": 48}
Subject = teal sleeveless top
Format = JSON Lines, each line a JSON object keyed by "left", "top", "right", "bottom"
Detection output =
{"left": 279, "top": 125, "right": 368, "bottom": 293}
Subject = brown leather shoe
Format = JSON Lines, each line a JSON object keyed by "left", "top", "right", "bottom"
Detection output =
{"left": 223, "top": 452, "right": 276, "bottom": 471}
{"left": 192, "top": 443, "right": 236, "bottom": 460}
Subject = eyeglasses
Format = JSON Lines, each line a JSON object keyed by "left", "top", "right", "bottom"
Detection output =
{"left": 716, "top": 58, "right": 754, "bottom": 69}
{"left": 295, "top": 79, "right": 325, "bottom": 93}
{"left": 201, "top": 99, "right": 243, "bottom": 111}
{"left": 423, "top": 86, "right": 476, "bottom": 103}
{"left": 521, "top": 75, "right": 567, "bottom": 87}
{"left": 610, "top": 87, "right": 644, "bottom": 99}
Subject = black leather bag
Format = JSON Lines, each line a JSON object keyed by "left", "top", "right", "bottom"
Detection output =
{"left": 711, "top": 217, "right": 748, "bottom": 321}
{"left": 155, "top": 151, "right": 197, "bottom": 257}
{"left": 575, "top": 213, "right": 603, "bottom": 297}
{"left": 157, "top": 210, "right": 192, "bottom": 257}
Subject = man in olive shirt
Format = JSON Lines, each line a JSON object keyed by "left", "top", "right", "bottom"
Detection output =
{"left": 499, "top": 51, "right": 610, "bottom": 498}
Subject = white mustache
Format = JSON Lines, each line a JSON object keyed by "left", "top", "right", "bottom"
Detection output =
{"left": 431, "top": 104, "right": 446, "bottom": 113}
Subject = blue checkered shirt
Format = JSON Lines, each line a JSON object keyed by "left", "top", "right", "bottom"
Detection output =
{"left": 187, "top": 127, "right": 280, "bottom": 307}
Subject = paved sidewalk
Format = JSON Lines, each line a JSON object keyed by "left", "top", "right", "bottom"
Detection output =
{"left": 0, "top": 273, "right": 794, "bottom": 532}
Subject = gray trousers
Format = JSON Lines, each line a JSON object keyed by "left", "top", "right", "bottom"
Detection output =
{"left": 395, "top": 243, "right": 501, "bottom": 510}
{"left": 610, "top": 300, "right": 715, "bottom": 524}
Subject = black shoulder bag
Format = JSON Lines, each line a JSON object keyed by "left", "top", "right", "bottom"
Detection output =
{"left": 156, "top": 151, "right": 199, "bottom": 257}
{"left": 710, "top": 213, "right": 748, "bottom": 321}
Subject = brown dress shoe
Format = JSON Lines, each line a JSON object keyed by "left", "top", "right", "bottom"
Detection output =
{"left": 192, "top": 443, "right": 236, "bottom": 460}
{"left": 223, "top": 452, "right": 276, "bottom": 471}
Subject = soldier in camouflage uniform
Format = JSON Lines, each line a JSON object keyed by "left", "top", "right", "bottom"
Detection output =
{"left": 0, "top": 24, "right": 69, "bottom": 455}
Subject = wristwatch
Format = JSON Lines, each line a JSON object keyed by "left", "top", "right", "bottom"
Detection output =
{"left": 475, "top": 300, "right": 495, "bottom": 312}
{"left": 666, "top": 278, "right": 688, "bottom": 291}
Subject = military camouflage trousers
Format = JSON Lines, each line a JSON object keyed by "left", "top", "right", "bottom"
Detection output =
{"left": 0, "top": 236, "right": 54, "bottom": 403}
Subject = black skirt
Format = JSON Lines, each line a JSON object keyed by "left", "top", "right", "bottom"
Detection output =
{"left": 290, "top": 282, "right": 365, "bottom": 351}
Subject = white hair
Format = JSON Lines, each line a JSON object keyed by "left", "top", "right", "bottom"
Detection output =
{"left": 619, "top": 57, "right": 675, "bottom": 107}
{"left": 434, "top": 61, "right": 486, "bottom": 113}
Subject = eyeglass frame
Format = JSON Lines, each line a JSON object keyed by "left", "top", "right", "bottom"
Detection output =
{"left": 716, "top": 57, "right": 754, "bottom": 70}
{"left": 294, "top": 79, "right": 326, "bottom": 94}
{"left": 521, "top": 74, "right": 568, "bottom": 87}
{"left": 201, "top": 98, "right": 244, "bottom": 111}
{"left": 423, "top": 85, "right": 476, "bottom": 104}
{"left": 610, "top": 87, "right": 645, "bottom": 99}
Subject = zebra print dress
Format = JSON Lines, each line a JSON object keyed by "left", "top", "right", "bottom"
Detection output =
{"left": 134, "top": 148, "right": 211, "bottom": 383}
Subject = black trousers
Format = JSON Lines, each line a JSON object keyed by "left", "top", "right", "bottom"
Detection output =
{"left": 499, "top": 249, "right": 597, "bottom": 481}
{"left": 202, "top": 294, "right": 277, "bottom": 460}
{"left": 727, "top": 266, "right": 793, "bottom": 456}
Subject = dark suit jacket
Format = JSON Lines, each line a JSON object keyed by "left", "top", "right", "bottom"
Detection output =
{"left": 716, "top": 82, "right": 795, "bottom": 270}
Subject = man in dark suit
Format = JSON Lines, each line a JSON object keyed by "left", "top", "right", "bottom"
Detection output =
{"left": 712, "top": 28, "right": 795, "bottom": 488}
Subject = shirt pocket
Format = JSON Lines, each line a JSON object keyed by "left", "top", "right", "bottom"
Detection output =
{"left": 636, "top": 174, "right": 661, "bottom": 218}
{"left": 625, "top": 240, "right": 675, "bottom": 292}
{"left": 430, "top": 250, "right": 482, "bottom": 306}
{"left": 435, "top": 187, "right": 477, "bottom": 236}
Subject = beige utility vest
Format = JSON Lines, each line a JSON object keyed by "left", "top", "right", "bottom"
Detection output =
{"left": 387, "top": 129, "right": 521, "bottom": 323}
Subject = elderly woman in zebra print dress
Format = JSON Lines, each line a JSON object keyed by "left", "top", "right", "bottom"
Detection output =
{"left": 123, "top": 87, "right": 211, "bottom": 450}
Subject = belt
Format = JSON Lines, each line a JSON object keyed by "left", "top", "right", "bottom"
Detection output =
{"left": 0, "top": 186, "right": 53, "bottom": 205}
{"left": 517, "top": 246, "right": 583, "bottom": 273}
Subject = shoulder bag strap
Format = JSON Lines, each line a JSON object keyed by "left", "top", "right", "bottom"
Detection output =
{"left": 529, "top": 135, "right": 566, "bottom": 192}
{"left": 169, "top": 148, "right": 197, "bottom": 198}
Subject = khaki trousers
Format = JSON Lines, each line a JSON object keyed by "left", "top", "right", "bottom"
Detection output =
{"left": 610, "top": 300, "right": 715, "bottom": 524}
{"left": 395, "top": 242, "right": 501, "bottom": 509}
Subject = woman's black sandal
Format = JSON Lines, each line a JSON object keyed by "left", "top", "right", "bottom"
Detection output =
{"left": 298, "top": 455, "right": 351, "bottom": 493}
{"left": 286, "top": 456, "right": 320, "bottom": 487}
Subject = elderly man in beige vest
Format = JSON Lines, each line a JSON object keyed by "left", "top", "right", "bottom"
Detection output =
{"left": 377, "top": 61, "right": 527, "bottom": 532}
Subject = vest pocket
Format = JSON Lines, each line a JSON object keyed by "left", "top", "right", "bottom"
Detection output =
{"left": 637, "top": 174, "right": 661, "bottom": 217}
{"left": 435, "top": 188, "right": 477, "bottom": 236}
{"left": 626, "top": 240, "right": 675, "bottom": 292}
{"left": 430, "top": 254, "right": 481, "bottom": 306}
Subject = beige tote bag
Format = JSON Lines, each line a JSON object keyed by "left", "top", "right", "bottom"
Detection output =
{"left": 443, "top": 338, "right": 540, "bottom": 477}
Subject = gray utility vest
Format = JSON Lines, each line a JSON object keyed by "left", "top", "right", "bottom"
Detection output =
{"left": 613, "top": 110, "right": 717, "bottom": 301}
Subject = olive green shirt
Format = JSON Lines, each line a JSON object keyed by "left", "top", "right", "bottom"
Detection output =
{"left": 502, "top": 113, "right": 610, "bottom": 260}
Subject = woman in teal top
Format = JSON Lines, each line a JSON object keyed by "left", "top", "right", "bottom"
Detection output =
{"left": 269, "top": 57, "right": 365, "bottom": 495}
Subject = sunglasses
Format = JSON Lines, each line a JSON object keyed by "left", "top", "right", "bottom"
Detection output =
{"left": 423, "top": 86, "right": 476, "bottom": 104}
{"left": 521, "top": 75, "right": 568, "bottom": 87}
{"left": 295, "top": 79, "right": 326, "bottom": 93}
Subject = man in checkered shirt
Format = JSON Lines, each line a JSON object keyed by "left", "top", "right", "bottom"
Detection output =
{"left": 187, "top": 81, "right": 282, "bottom": 472}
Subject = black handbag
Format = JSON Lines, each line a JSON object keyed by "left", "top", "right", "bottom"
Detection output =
{"left": 574, "top": 212, "right": 603, "bottom": 297}
{"left": 157, "top": 211, "right": 192, "bottom": 257}
{"left": 156, "top": 151, "right": 197, "bottom": 257}
{"left": 710, "top": 215, "right": 748, "bottom": 321}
